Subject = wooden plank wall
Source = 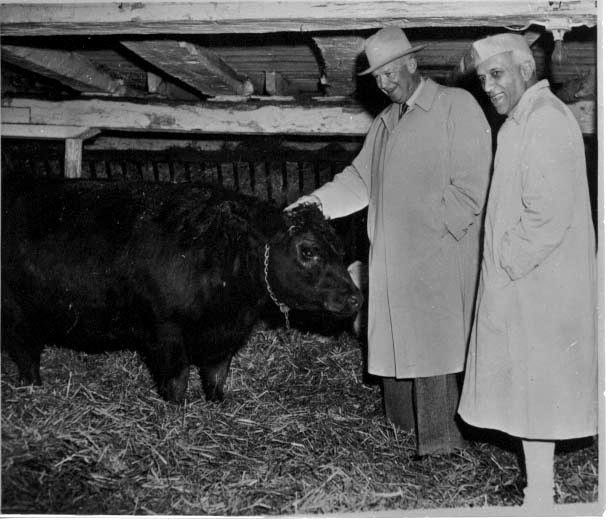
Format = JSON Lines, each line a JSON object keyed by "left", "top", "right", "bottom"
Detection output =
{"left": 0, "top": 137, "right": 370, "bottom": 262}
{"left": 81, "top": 149, "right": 347, "bottom": 205}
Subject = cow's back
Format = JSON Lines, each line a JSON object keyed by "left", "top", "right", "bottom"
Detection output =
{"left": 4, "top": 182, "right": 156, "bottom": 352}
{"left": 1, "top": 180, "right": 265, "bottom": 354}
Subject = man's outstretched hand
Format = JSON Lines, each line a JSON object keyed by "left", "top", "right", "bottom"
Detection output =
{"left": 284, "top": 194, "right": 322, "bottom": 213}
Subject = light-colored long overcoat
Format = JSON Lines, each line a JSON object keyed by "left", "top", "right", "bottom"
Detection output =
{"left": 458, "top": 80, "right": 597, "bottom": 439}
{"left": 313, "top": 79, "right": 492, "bottom": 378}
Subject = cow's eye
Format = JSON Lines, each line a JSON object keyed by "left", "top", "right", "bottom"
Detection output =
{"left": 301, "top": 246, "right": 314, "bottom": 259}
{"left": 298, "top": 243, "right": 319, "bottom": 263}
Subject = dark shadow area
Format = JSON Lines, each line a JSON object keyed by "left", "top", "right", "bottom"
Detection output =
{"left": 556, "top": 435, "right": 597, "bottom": 454}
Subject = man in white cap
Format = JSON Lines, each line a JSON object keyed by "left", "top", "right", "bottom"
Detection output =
{"left": 458, "top": 33, "right": 597, "bottom": 508}
{"left": 287, "top": 26, "right": 492, "bottom": 455}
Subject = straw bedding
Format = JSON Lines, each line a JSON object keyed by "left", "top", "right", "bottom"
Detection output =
{"left": 1, "top": 326, "right": 598, "bottom": 515}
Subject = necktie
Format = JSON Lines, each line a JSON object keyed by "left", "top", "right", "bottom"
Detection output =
{"left": 399, "top": 103, "right": 409, "bottom": 120}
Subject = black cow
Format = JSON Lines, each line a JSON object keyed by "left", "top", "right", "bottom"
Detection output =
{"left": 1, "top": 179, "right": 362, "bottom": 403}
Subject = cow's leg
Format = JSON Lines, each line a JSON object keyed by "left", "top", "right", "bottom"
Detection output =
{"left": 160, "top": 366, "right": 189, "bottom": 404}
{"left": 199, "top": 355, "right": 233, "bottom": 402}
{"left": 145, "top": 323, "right": 190, "bottom": 404}
{"left": 11, "top": 345, "right": 43, "bottom": 386}
{"left": 3, "top": 320, "right": 43, "bottom": 386}
{"left": 2, "top": 292, "right": 43, "bottom": 386}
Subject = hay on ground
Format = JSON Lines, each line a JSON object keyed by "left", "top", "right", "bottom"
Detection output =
{"left": 1, "top": 326, "right": 599, "bottom": 515}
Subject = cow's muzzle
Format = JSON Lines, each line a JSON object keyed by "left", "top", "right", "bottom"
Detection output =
{"left": 324, "top": 290, "right": 363, "bottom": 317}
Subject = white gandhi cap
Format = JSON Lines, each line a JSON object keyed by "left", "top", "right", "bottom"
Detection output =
{"left": 471, "top": 33, "right": 533, "bottom": 67}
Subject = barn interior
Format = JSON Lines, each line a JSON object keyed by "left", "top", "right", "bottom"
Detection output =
{"left": 1, "top": 1, "right": 598, "bottom": 265}
{"left": 0, "top": 2, "right": 600, "bottom": 515}
{"left": 0, "top": 0, "right": 600, "bottom": 339}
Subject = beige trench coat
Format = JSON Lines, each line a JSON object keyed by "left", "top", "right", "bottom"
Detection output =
{"left": 458, "top": 81, "right": 598, "bottom": 439}
{"left": 313, "top": 79, "right": 492, "bottom": 377}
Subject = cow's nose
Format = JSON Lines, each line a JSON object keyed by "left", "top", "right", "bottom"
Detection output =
{"left": 348, "top": 294, "right": 361, "bottom": 310}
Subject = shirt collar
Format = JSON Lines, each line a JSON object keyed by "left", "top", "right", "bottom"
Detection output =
{"left": 383, "top": 77, "right": 438, "bottom": 126}
{"left": 509, "top": 79, "right": 551, "bottom": 123}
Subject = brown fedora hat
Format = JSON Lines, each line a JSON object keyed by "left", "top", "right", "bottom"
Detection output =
{"left": 358, "top": 26, "right": 425, "bottom": 76}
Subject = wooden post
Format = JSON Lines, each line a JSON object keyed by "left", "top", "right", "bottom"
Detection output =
{"left": 64, "top": 137, "right": 83, "bottom": 179}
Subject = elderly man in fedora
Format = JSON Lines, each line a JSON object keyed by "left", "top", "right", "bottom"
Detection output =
{"left": 458, "top": 34, "right": 597, "bottom": 508}
{"left": 287, "top": 26, "right": 492, "bottom": 455}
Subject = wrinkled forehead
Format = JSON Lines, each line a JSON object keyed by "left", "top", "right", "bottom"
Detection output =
{"left": 372, "top": 57, "right": 406, "bottom": 77}
{"left": 475, "top": 50, "right": 516, "bottom": 75}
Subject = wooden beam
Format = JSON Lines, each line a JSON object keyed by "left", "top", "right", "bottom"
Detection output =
{"left": 1, "top": 108, "right": 31, "bottom": 123}
{"left": 121, "top": 40, "right": 254, "bottom": 96}
{"left": 313, "top": 35, "right": 364, "bottom": 96}
{"left": 1, "top": 124, "right": 100, "bottom": 179}
{"left": 1, "top": 123, "right": 101, "bottom": 140}
{"left": 264, "top": 71, "right": 288, "bottom": 96}
{"left": 1, "top": 45, "right": 137, "bottom": 96}
{"left": 2, "top": 96, "right": 373, "bottom": 136}
{"left": 2, "top": 95, "right": 596, "bottom": 135}
{"left": 147, "top": 72, "right": 164, "bottom": 94}
{"left": 0, "top": 1, "right": 597, "bottom": 36}
{"left": 145, "top": 71, "right": 204, "bottom": 100}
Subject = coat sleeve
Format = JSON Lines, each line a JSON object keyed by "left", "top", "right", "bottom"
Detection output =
{"left": 309, "top": 119, "right": 379, "bottom": 220}
{"left": 499, "top": 103, "right": 580, "bottom": 280}
{"left": 441, "top": 91, "right": 492, "bottom": 240}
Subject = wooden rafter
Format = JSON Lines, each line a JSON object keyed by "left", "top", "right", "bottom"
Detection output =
{"left": 121, "top": 40, "right": 254, "bottom": 97}
{"left": 0, "top": 1, "right": 597, "bottom": 36}
{"left": 2, "top": 96, "right": 596, "bottom": 136}
{"left": 1, "top": 45, "right": 139, "bottom": 96}
{"left": 313, "top": 36, "right": 365, "bottom": 96}
{"left": 313, "top": 35, "right": 561, "bottom": 93}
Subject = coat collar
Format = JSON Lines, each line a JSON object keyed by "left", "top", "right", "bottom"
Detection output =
{"left": 508, "top": 79, "right": 550, "bottom": 124}
{"left": 413, "top": 77, "right": 439, "bottom": 112}
{"left": 406, "top": 77, "right": 426, "bottom": 107}
{"left": 380, "top": 77, "right": 439, "bottom": 128}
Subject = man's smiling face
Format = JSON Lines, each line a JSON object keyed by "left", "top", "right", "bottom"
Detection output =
{"left": 372, "top": 56, "right": 418, "bottom": 104}
{"left": 476, "top": 51, "right": 527, "bottom": 115}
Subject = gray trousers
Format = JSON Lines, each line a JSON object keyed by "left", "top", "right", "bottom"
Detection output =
{"left": 382, "top": 373, "right": 466, "bottom": 455}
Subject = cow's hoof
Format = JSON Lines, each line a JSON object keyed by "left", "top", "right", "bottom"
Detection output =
{"left": 18, "top": 373, "right": 42, "bottom": 387}
{"left": 203, "top": 387, "right": 225, "bottom": 403}
{"left": 160, "top": 370, "right": 189, "bottom": 404}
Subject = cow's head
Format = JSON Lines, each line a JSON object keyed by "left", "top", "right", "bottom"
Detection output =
{"left": 265, "top": 203, "right": 362, "bottom": 318}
